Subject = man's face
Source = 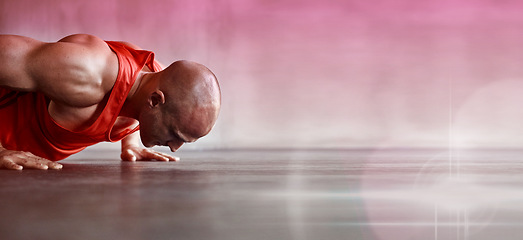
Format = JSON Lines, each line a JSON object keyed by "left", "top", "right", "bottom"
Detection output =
{"left": 138, "top": 61, "right": 220, "bottom": 152}
{"left": 139, "top": 108, "right": 190, "bottom": 152}
{"left": 138, "top": 83, "right": 219, "bottom": 152}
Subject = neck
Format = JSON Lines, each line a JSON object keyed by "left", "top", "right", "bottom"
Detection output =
{"left": 120, "top": 71, "right": 155, "bottom": 119}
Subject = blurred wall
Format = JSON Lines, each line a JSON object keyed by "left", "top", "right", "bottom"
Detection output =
{"left": 2, "top": 0, "right": 523, "bottom": 150}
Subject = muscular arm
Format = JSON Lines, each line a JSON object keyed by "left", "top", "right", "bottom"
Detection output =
{"left": 0, "top": 34, "right": 117, "bottom": 169}
{"left": 0, "top": 34, "right": 117, "bottom": 106}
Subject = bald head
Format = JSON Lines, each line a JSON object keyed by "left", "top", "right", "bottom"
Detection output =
{"left": 159, "top": 60, "right": 221, "bottom": 139}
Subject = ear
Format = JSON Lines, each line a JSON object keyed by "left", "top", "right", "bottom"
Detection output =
{"left": 148, "top": 90, "right": 166, "bottom": 108}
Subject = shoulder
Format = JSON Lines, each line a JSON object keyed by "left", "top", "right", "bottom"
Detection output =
{"left": 59, "top": 34, "right": 119, "bottom": 92}
{"left": 57, "top": 34, "right": 108, "bottom": 49}
{"left": 54, "top": 34, "right": 116, "bottom": 72}
{"left": 27, "top": 34, "right": 118, "bottom": 107}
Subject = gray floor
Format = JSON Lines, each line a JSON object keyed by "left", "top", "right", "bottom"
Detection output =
{"left": 1, "top": 149, "right": 523, "bottom": 240}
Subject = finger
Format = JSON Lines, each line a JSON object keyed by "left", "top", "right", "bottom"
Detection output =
{"left": 23, "top": 152, "right": 62, "bottom": 170}
{"left": 15, "top": 155, "right": 49, "bottom": 170}
{"left": 1, "top": 160, "right": 23, "bottom": 170}
{"left": 142, "top": 149, "right": 170, "bottom": 161}
{"left": 165, "top": 154, "right": 180, "bottom": 162}
{"left": 48, "top": 162, "right": 63, "bottom": 170}
{"left": 152, "top": 151, "right": 179, "bottom": 162}
{"left": 159, "top": 152, "right": 180, "bottom": 162}
{"left": 24, "top": 152, "right": 62, "bottom": 170}
{"left": 0, "top": 151, "right": 58, "bottom": 170}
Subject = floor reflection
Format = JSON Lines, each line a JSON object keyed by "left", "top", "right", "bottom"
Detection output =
{"left": 360, "top": 149, "right": 523, "bottom": 240}
{"left": 2, "top": 149, "right": 523, "bottom": 240}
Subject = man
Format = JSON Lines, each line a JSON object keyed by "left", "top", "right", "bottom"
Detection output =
{"left": 0, "top": 34, "right": 221, "bottom": 170}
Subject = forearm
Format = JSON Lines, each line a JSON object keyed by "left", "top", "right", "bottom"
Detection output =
{"left": 121, "top": 131, "right": 141, "bottom": 149}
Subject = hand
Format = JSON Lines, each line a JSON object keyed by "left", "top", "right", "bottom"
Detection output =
{"left": 0, "top": 149, "right": 63, "bottom": 170}
{"left": 120, "top": 145, "right": 180, "bottom": 162}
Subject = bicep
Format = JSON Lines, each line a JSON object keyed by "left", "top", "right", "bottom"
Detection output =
{"left": 28, "top": 41, "right": 96, "bottom": 86}
{"left": 0, "top": 34, "right": 103, "bottom": 93}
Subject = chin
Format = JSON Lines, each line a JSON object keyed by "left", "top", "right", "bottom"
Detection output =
{"left": 141, "top": 139, "right": 154, "bottom": 148}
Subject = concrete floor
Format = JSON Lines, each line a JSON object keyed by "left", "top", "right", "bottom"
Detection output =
{"left": 1, "top": 149, "right": 523, "bottom": 240}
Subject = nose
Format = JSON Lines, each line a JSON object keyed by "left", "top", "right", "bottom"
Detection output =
{"left": 167, "top": 141, "right": 184, "bottom": 152}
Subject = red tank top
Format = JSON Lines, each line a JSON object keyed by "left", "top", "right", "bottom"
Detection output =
{"left": 0, "top": 41, "right": 162, "bottom": 160}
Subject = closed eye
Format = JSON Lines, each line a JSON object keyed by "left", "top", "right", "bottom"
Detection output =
{"left": 171, "top": 130, "right": 188, "bottom": 143}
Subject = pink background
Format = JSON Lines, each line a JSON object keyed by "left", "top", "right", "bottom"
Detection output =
{"left": 2, "top": 0, "right": 523, "bottom": 149}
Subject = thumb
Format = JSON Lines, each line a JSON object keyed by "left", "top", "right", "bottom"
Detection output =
{"left": 121, "top": 148, "right": 137, "bottom": 162}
